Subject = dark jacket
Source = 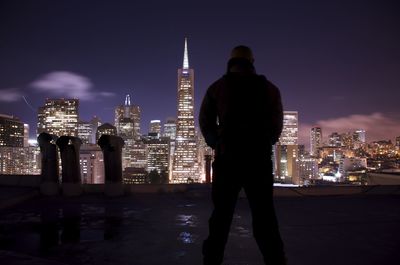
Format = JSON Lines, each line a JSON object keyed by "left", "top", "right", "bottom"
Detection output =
{"left": 199, "top": 58, "right": 283, "bottom": 158}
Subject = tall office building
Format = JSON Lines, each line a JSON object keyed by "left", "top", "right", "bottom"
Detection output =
{"left": 353, "top": 129, "right": 366, "bottom": 149}
{"left": 80, "top": 144, "right": 104, "bottom": 184}
{"left": 163, "top": 118, "right": 177, "bottom": 140}
{"left": 0, "top": 146, "right": 40, "bottom": 175}
{"left": 328, "top": 132, "right": 342, "bottom": 147}
{"left": 149, "top": 120, "right": 162, "bottom": 135}
{"left": 115, "top": 95, "right": 139, "bottom": 169}
{"left": 115, "top": 94, "right": 141, "bottom": 140}
{"left": 298, "top": 156, "right": 319, "bottom": 184}
{"left": 37, "top": 98, "right": 79, "bottom": 137}
{"left": 130, "top": 140, "right": 147, "bottom": 169}
{"left": 279, "top": 111, "right": 298, "bottom": 145}
{"left": 163, "top": 118, "right": 177, "bottom": 181}
{"left": 145, "top": 137, "right": 170, "bottom": 175}
{"left": 0, "top": 114, "right": 24, "bottom": 147}
{"left": 0, "top": 114, "right": 38, "bottom": 175}
{"left": 171, "top": 38, "right": 200, "bottom": 183}
{"left": 96, "top": 123, "right": 117, "bottom": 142}
{"left": 275, "top": 111, "right": 299, "bottom": 184}
{"left": 310, "top": 126, "right": 322, "bottom": 157}
{"left": 23, "top": 124, "right": 29, "bottom": 147}
{"left": 78, "top": 121, "right": 95, "bottom": 144}
{"left": 354, "top": 129, "right": 366, "bottom": 143}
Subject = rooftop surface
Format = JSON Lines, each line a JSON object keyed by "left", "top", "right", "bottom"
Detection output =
{"left": 0, "top": 186, "right": 400, "bottom": 265}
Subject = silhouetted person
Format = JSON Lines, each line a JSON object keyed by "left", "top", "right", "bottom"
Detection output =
{"left": 199, "top": 46, "right": 286, "bottom": 265}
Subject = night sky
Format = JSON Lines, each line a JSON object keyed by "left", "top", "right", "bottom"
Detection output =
{"left": 1, "top": 0, "right": 399, "bottom": 145}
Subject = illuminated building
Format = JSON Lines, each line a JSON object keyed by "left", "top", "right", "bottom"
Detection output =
{"left": 319, "top": 146, "right": 353, "bottom": 162}
{"left": 163, "top": 118, "right": 177, "bottom": 181}
{"left": 23, "top": 124, "right": 29, "bottom": 147}
{"left": 145, "top": 137, "right": 170, "bottom": 176}
{"left": 123, "top": 167, "right": 147, "bottom": 184}
{"left": 197, "top": 132, "right": 213, "bottom": 183}
{"left": 115, "top": 95, "right": 140, "bottom": 169}
{"left": 279, "top": 111, "right": 298, "bottom": 145}
{"left": 0, "top": 114, "right": 24, "bottom": 147}
{"left": 298, "top": 156, "right": 319, "bottom": 184}
{"left": 37, "top": 98, "right": 79, "bottom": 137}
{"left": 78, "top": 121, "right": 95, "bottom": 144}
{"left": 115, "top": 94, "right": 141, "bottom": 140}
{"left": 149, "top": 120, "right": 161, "bottom": 135}
{"left": 341, "top": 132, "right": 354, "bottom": 149}
{"left": 79, "top": 144, "right": 104, "bottom": 184}
{"left": 275, "top": 144, "right": 299, "bottom": 184}
{"left": 0, "top": 115, "right": 38, "bottom": 175}
{"left": 96, "top": 123, "right": 117, "bottom": 142}
{"left": 130, "top": 140, "right": 147, "bottom": 169}
{"left": 396, "top": 136, "right": 400, "bottom": 151}
{"left": 0, "top": 146, "right": 40, "bottom": 175}
{"left": 328, "top": 132, "right": 342, "bottom": 147}
{"left": 274, "top": 111, "right": 299, "bottom": 184}
{"left": 310, "top": 126, "right": 322, "bottom": 157}
{"left": 354, "top": 129, "right": 366, "bottom": 143}
{"left": 171, "top": 38, "right": 200, "bottom": 183}
{"left": 369, "top": 140, "right": 394, "bottom": 157}
{"left": 163, "top": 118, "right": 176, "bottom": 140}
{"left": 123, "top": 138, "right": 148, "bottom": 184}
{"left": 353, "top": 129, "right": 366, "bottom": 149}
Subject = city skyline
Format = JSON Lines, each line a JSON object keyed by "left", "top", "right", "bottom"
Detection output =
{"left": 0, "top": 1, "right": 400, "bottom": 144}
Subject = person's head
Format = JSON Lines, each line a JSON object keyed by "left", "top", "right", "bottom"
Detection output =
{"left": 230, "top": 45, "right": 254, "bottom": 63}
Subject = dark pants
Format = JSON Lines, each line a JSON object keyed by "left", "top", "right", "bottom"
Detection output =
{"left": 203, "top": 157, "right": 286, "bottom": 265}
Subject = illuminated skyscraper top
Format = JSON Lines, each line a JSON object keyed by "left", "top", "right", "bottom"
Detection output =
{"left": 279, "top": 111, "right": 298, "bottom": 145}
{"left": 115, "top": 94, "right": 141, "bottom": 140}
{"left": 124, "top": 94, "right": 131, "bottom": 119}
{"left": 125, "top": 94, "right": 131, "bottom": 106}
{"left": 183, "top": 37, "right": 189, "bottom": 69}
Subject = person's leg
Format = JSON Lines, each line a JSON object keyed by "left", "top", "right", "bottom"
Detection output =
{"left": 203, "top": 158, "right": 241, "bottom": 265}
{"left": 243, "top": 160, "right": 286, "bottom": 265}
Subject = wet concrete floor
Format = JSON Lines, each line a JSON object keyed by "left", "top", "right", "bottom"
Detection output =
{"left": 0, "top": 193, "right": 399, "bottom": 265}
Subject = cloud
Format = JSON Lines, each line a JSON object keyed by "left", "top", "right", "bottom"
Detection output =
{"left": 0, "top": 88, "right": 23, "bottom": 102}
{"left": 299, "top": 113, "right": 400, "bottom": 146}
{"left": 30, "top": 71, "right": 115, "bottom": 101}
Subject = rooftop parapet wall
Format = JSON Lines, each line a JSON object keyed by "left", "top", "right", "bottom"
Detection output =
{"left": 1, "top": 175, "right": 400, "bottom": 196}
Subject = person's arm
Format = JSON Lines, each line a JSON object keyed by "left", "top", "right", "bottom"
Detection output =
{"left": 199, "top": 86, "right": 218, "bottom": 149}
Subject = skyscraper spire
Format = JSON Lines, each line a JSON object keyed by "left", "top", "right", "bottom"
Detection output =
{"left": 125, "top": 94, "right": 131, "bottom": 106}
{"left": 183, "top": 37, "right": 189, "bottom": 69}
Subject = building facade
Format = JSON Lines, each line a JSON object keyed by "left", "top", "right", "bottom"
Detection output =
{"left": 149, "top": 120, "right": 161, "bottom": 135}
{"left": 0, "top": 114, "right": 24, "bottom": 147}
{"left": 145, "top": 137, "right": 170, "bottom": 175}
{"left": 171, "top": 39, "right": 200, "bottom": 183}
{"left": 96, "top": 123, "right": 117, "bottom": 142}
{"left": 274, "top": 111, "right": 299, "bottom": 184}
{"left": 310, "top": 126, "right": 322, "bottom": 157}
{"left": 79, "top": 144, "right": 104, "bottom": 184}
{"left": 115, "top": 94, "right": 141, "bottom": 140}
{"left": 37, "top": 98, "right": 79, "bottom": 137}
{"left": 78, "top": 121, "right": 95, "bottom": 144}
{"left": 0, "top": 146, "right": 40, "bottom": 175}
{"left": 163, "top": 118, "right": 176, "bottom": 140}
